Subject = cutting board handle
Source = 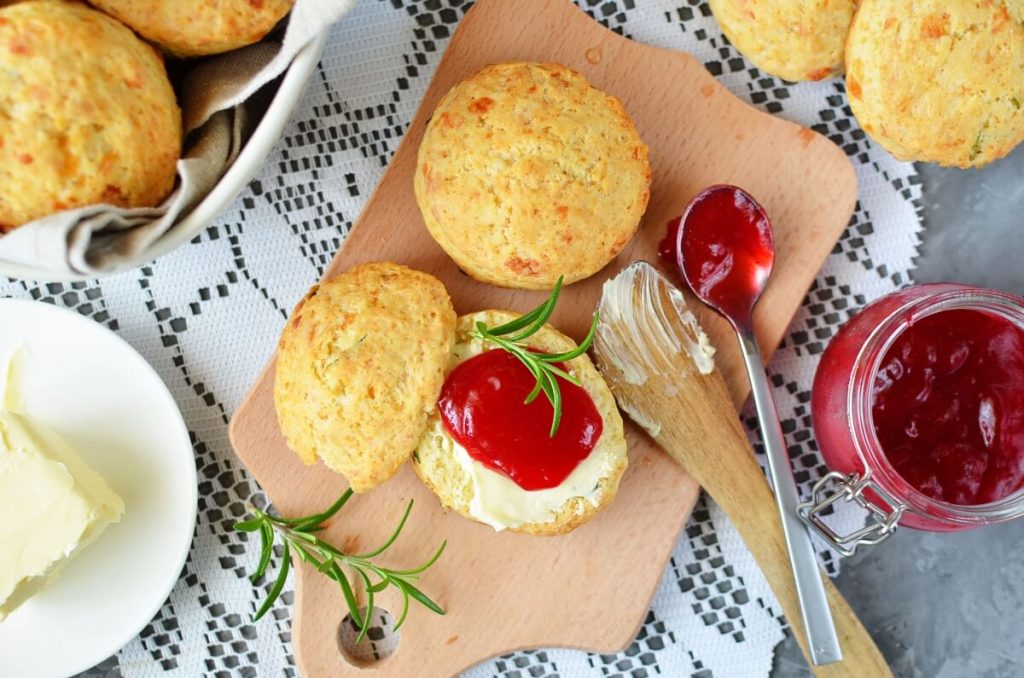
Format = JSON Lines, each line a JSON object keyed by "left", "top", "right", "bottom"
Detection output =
{"left": 650, "top": 371, "right": 891, "bottom": 677}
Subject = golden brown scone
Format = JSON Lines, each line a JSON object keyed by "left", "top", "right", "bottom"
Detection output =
{"left": 414, "top": 62, "right": 651, "bottom": 291}
{"left": 88, "top": 0, "right": 293, "bottom": 57}
{"left": 274, "top": 262, "right": 456, "bottom": 493}
{"left": 0, "top": 1, "right": 181, "bottom": 231}
{"left": 846, "top": 0, "right": 1024, "bottom": 168}
{"left": 709, "top": 0, "right": 856, "bottom": 82}
{"left": 413, "top": 310, "right": 628, "bottom": 536}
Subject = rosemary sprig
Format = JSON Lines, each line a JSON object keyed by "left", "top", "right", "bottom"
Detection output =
{"left": 234, "top": 490, "right": 446, "bottom": 643}
{"left": 471, "top": 276, "right": 600, "bottom": 437}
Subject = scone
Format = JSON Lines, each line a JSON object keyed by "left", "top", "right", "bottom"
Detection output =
{"left": 88, "top": 0, "right": 294, "bottom": 57}
{"left": 415, "top": 62, "right": 651, "bottom": 290}
{"left": 274, "top": 262, "right": 457, "bottom": 492}
{"left": 846, "top": 0, "right": 1024, "bottom": 168}
{"left": 0, "top": 1, "right": 181, "bottom": 231}
{"left": 413, "top": 310, "right": 628, "bottom": 536}
{"left": 709, "top": 0, "right": 856, "bottom": 81}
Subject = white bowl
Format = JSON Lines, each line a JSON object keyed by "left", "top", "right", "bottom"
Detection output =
{"left": 0, "top": 30, "right": 328, "bottom": 283}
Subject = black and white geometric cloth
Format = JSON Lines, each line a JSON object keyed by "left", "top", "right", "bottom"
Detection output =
{"left": 12, "top": 1, "right": 920, "bottom": 676}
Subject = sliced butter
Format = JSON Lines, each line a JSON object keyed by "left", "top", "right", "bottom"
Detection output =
{"left": 0, "top": 411, "right": 124, "bottom": 621}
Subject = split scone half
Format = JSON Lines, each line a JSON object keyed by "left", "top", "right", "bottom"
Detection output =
{"left": 413, "top": 310, "right": 628, "bottom": 536}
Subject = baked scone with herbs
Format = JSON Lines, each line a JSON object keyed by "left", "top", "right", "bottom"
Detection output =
{"left": 846, "top": 0, "right": 1024, "bottom": 168}
{"left": 709, "top": 0, "right": 856, "bottom": 81}
{"left": 0, "top": 0, "right": 181, "bottom": 231}
{"left": 414, "top": 62, "right": 651, "bottom": 290}
{"left": 413, "top": 310, "right": 628, "bottom": 536}
{"left": 89, "top": 0, "right": 294, "bottom": 57}
{"left": 274, "top": 262, "right": 456, "bottom": 493}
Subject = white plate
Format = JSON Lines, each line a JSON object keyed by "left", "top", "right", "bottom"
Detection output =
{"left": 0, "top": 300, "right": 197, "bottom": 678}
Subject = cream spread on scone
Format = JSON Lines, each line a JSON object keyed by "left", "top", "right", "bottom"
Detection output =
{"left": 423, "top": 417, "right": 617, "bottom": 531}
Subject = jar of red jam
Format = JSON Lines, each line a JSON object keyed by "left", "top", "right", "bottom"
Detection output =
{"left": 800, "top": 283, "right": 1024, "bottom": 554}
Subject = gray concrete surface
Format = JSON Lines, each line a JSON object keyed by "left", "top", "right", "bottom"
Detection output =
{"left": 773, "top": 145, "right": 1024, "bottom": 678}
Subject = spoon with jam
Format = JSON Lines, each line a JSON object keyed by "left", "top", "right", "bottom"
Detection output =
{"left": 674, "top": 184, "right": 842, "bottom": 666}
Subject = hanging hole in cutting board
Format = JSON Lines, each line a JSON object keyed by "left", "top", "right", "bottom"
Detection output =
{"left": 337, "top": 606, "right": 400, "bottom": 666}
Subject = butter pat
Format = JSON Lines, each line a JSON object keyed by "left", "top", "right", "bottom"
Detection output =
{"left": 0, "top": 411, "right": 124, "bottom": 621}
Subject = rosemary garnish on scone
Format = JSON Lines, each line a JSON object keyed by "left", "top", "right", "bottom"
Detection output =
{"left": 471, "top": 276, "right": 600, "bottom": 437}
{"left": 235, "top": 490, "right": 446, "bottom": 642}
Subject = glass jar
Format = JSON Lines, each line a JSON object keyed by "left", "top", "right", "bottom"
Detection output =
{"left": 802, "top": 283, "right": 1024, "bottom": 553}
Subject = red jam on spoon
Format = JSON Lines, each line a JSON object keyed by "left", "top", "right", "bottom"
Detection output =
{"left": 437, "top": 349, "right": 603, "bottom": 491}
{"left": 671, "top": 185, "right": 774, "bottom": 326}
{"left": 872, "top": 308, "right": 1024, "bottom": 505}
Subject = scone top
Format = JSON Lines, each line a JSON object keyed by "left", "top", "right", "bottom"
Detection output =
{"left": 274, "top": 262, "right": 457, "bottom": 492}
{"left": 414, "top": 61, "right": 651, "bottom": 290}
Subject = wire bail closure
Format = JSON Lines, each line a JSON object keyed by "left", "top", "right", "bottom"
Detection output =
{"left": 797, "top": 470, "right": 905, "bottom": 557}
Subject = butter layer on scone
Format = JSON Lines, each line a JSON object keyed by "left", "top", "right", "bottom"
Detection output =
{"left": 709, "top": 0, "right": 856, "bottom": 82}
{"left": 413, "top": 311, "right": 628, "bottom": 536}
{"left": 0, "top": 411, "right": 125, "bottom": 621}
{"left": 274, "top": 262, "right": 457, "bottom": 492}
{"left": 0, "top": 1, "right": 181, "bottom": 230}
{"left": 846, "top": 0, "right": 1024, "bottom": 168}
{"left": 415, "top": 62, "right": 651, "bottom": 290}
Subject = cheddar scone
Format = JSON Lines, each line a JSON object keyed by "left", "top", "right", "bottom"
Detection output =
{"left": 709, "top": 0, "right": 856, "bottom": 81}
{"left": 846, "top": 0, "right": 1024, "bottom": 167}
{"left": 0, "top": 1, "right": 181, "bottom": 230}
{"left": 415, "top": 62, "right": 651, "bottom": 290}
{"left": 275, "top": 262, "right": 457, "bottom": 492}
{"left": 89, "top": 0, "right": 294, "bottom": 57}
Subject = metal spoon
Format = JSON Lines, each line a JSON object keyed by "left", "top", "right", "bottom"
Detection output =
{"left": 677, "top": 184, "right": 842, "bottom": 666}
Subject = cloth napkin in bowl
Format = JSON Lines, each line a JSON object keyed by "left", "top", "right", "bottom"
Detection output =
{"left": 0, "top": 0, "right": 356, "bottom": 278}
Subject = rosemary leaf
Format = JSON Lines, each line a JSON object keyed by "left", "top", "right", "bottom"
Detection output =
{"left": 251, "top": 522, "right": 273, "bottom": 583}
{"left": 255, "top": 542, "right": 290, "bottom": 621}
{"left": 331, "top": 562, "right": 363, "bottom": 623}
{"left": 398, "top": 580, "right": 446, "bottom": 616}
{"left": 278, "top": 488, "right": 353, "bottom": 528}
{"left": 470, "top": 276, "right": 599, "bottom": 436}
{"left": 395, "top": 589, "right": 412, "bottom": 630}
{"left": 391, "top": 540, "right": 447, "bottom": 576}
{"left": 356, "top": 499, "right": 414, "bottom": 559}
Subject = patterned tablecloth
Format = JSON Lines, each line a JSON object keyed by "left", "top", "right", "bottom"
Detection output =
{"left": 19, "top": 1, "right": 922, "bottom": 677}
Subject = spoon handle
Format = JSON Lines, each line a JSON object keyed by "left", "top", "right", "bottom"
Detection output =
{"left": 737, "top": 330, "right": 842, "bottom": 666}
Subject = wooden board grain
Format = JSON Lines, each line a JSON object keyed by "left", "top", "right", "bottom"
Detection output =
{"left": 228, "top": 0, "right": 858, "bottom": 675}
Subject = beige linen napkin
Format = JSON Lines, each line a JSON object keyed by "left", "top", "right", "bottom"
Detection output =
{"left": 0, "top": 0, "right": 356, "bottom": 278}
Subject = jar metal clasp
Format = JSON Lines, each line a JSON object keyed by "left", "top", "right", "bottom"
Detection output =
{"left": 797, "top": 470, "right": 905, "bottom": 557}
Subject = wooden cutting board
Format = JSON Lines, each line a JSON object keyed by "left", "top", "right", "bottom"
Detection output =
{"left": 228, "top": 0, "right": 857, "bottom": 675}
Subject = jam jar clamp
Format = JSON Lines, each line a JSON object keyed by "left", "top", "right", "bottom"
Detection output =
{"left": 801, "top": 283, "right": 1024, "bottom": 554}
{"left": 797, "top": 470, "right": 905, "bottom": 557}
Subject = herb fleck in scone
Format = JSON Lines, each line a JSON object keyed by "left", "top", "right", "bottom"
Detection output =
{"left": 846, "top": 0, "right": 1024, "bottom": 168}
{"left": 89, "top": 0, "right": 294, "bottom": 57}
{"left": 0, "top": 0, "right": 181, "bottom": 231}
{"left": 709, "top": 0, "right": 856, "bottom": 82}
{"left": 413, "top": 310, "right": 628, "bottom": 536}
{"left": 415, "top": 62, "right": 651, "bottom": 290}
{"left": 274, "top": 262, "right": 456, "bottom": 492}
